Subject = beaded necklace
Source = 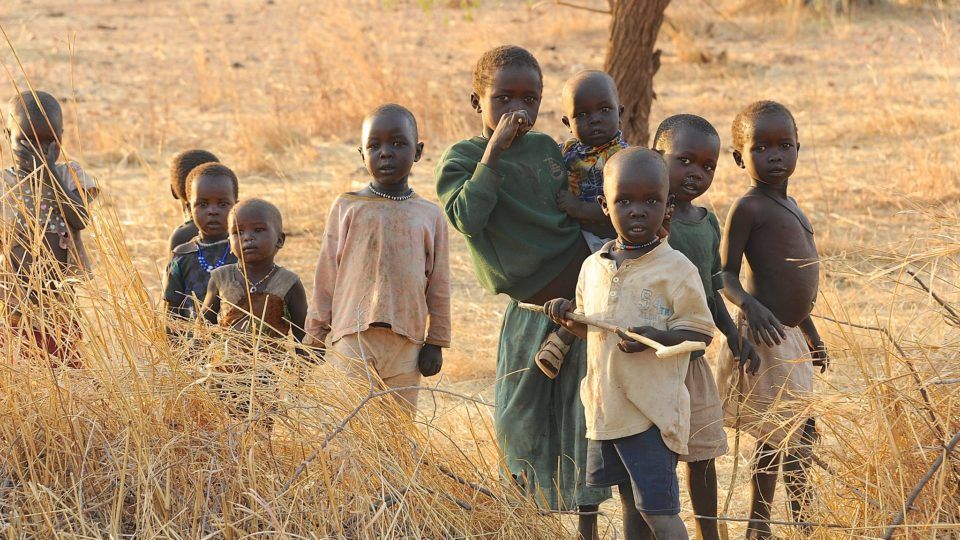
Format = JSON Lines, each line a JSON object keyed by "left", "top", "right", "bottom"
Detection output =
{"left": 615, "top": 237, "right": 660, "bottom": 251}
{"left": 246, "top": 264, "right": 278, "bottom": 293}
{"left": 369, "top": 183, "right": 414, "bottom": 201}
{"left": 196, "top": 239, "right": 231, "bottom": 273}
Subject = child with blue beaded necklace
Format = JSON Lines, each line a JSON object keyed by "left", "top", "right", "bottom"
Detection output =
{"left": 162, "top": 162, "right": 239, "bottom": 324}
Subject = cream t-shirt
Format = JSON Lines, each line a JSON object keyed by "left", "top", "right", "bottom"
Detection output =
{"left": 576, "top": 241, "right": 716, "bottom": 454}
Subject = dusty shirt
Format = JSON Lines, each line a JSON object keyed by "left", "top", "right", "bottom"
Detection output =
{"left": 306, "top": 193, "right": 451, "bottom": 347}
{"left": 576, "top": 241, "right": 716, "bottom": 454}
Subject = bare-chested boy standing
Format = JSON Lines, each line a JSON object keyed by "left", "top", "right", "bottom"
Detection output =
{"left": 716, "top": 100, "right": 828, "bottom": 539}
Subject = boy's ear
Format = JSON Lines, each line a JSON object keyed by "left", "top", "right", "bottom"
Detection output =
{"left": 561, "top": 116, "right": 570, "bottom": 130}
{"left": 357, "top": 146, "right": 365, "bottom": 165}
{"left": 470, "top": 92, "right": 481, "bottom": 114}
{"left": 618, "top": 104, "right": 625, "bottom": 117}
{"left": 796, "top": 142, "right": 801, "bottom": 153}
{"left": 277, "top": 231, "right": 286, "bottom": 249}
{"left": 732, "top": 150, "right": 745, "bottom": 169}
{"left": 414, "top": 141, "right": 425, "bottom": 162}
{"left": 597, "top": 194, "right": 610, "bottom": 217}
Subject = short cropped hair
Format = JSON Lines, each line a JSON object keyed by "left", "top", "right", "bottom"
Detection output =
{"left": 230, "top": 198, "right": 283, "bottom": 231}
{"left": 170, "top": 149, "right": 220, "bottom": 200}
{"left": 364, "top": 103, "right": 419, "bottom": 140}
{"left": 603, "top": 146, "right": 668, "bottom": 191}
{"left": 731, "top": 100, "right": 797, "bottom": 152}
{"left": 652, "top": 114, "right": 719, "bottom": 152}
{"left": 7, "top": 91, "right": 63, "bottom": 135}
{"left": 185, "top": 162, "right": 239, "bottom": 201}
{"left": 472, "top": 45, "right": 543, "bottom": 95}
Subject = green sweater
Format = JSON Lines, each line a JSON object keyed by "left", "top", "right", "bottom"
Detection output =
{"left": 436, "top": 132, "right": 583, "bottom": 300}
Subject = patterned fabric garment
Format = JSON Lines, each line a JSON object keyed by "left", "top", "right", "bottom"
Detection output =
{"left": 560, "top": 132, "right": 628, "bottom": 204}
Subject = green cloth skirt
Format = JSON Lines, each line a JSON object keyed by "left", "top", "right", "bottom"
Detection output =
{"left": 495, "top": 300, "right": 611, "bottom": 509}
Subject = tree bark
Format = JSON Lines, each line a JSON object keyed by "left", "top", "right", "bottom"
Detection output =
{"left": 604, "top": 0, "right": 671, "bottom": 146}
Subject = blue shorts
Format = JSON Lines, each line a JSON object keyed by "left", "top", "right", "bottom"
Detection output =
{"left": 585, "top": 426, "right": 680, "bottom": 515}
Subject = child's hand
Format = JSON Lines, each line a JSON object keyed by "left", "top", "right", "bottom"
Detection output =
{"left": 488, "top": 110, "right": 531, "bottom": 154}
{"left": 616, "top": 326, "right": 659, "bottom": 354}
{"left": 556, "top": 191, "right": 583, "bottom": 219}
{"left": 727, "top": 332, "right": 760, "bottom": 376}
{"left": 544, "top": 298, "right": 573, "bottom": 326}
{"left": 742, "top": 299, "right": 786, "bottom": 347}
{"left": 810, "top": 341, "right": 829, "bottom": 373}
{"left": 418, "top": 343, "right": 443, "bottom": 376}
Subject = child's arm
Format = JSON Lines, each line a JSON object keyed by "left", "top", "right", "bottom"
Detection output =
{"left": 304, "top": 203, "right": 341, "bottom": 346}
{"left": 556, "top": 192, "right": 607, "bottom": 222}
{"left": 617, "top": 327, "right": 713, "bottom": 353}
{"left": 798, "top": 316, "right": 829, "bottom": 373}
{"left": 424, "top": 213, "right": 452, "bottom": 348}
{"left": 162, "top": 260, "right": 188, "bottom": 319}
{"left": 43, "top": 148, "right": 91, "bottom": 230}
{"left": 285, "top": 280, "right": 308, "bottom": 344}
{"left": 721, "top": 198, "right": 787, "bottom": 347}
{"left": 544, "top": 298, "right": 587, "bottom": 339}
{"left": 200, "top": 279, "right": 221, "bottom": 326}
{"left": 437, "top": 112, "right": 529, "bottom": 236}
{"left": 714, "top": 292, "right": 759, "bottom": 375}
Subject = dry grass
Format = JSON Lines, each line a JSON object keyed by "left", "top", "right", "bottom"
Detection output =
{"left": 1, "top": 0, "right": 959, "bottom": 537}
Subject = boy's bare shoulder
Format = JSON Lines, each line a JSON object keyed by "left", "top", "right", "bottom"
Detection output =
{"left": 727, "top": 189, "right": 770, "bottom": 221}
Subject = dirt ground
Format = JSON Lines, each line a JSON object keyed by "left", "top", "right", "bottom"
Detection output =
{"left": 1, "top": 0, "right": 958, "bottom": 536}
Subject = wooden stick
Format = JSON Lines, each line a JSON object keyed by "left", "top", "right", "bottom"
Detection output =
{"left": 516, "top": 302, "right": 707, "bottom": 359}
{"left": 882, "top": 429, "right": 960, "bottom": 539}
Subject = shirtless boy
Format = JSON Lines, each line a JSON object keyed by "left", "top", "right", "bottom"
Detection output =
{"left": 717, "top": 100, "right": 828, "bottom": 539}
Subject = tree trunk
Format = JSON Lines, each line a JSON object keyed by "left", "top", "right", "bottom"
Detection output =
{"left": 604, "top": 0, "right": 671, "bottom": 146}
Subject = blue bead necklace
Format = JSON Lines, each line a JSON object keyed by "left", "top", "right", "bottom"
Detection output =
{"left": 196, "top": 239, "right": 231, "bottom": 273}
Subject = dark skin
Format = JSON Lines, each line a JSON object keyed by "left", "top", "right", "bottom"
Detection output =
{"left": 658, "top": 127, "right": 758, "bottom": 540}
{"left": 546, "top": 152, "right": 710, "bottom": 540}
{"left": 473, "top": 64, "right": 594, "bottom": 535}
{"left": 557, "top": 72, "right": 622, "bottom": 239}
{"left": 5, "top": 104, "right": 90, "bottom": 269}
{"left": 164, "top": 174, "right": 235, "bottom": 317}
{"left": 723, "top": 112, "right": 827, "bottom": 539}
{"left": 355, "top": 110, "right": 442, "bottom": 377}
{"left": 201, "top": 203, "right": 308, "bottom": 343}
{"left": 472, "top": 64, "right": 589, "bottom": 305}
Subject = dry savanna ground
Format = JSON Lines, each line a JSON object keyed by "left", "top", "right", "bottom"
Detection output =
{"left": 0, "top": 0, "right": 958, "bottom": 537}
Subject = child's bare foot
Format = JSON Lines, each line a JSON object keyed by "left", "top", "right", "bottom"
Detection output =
{"left": 534, "top": 326, "right": 576, "bottom": 379}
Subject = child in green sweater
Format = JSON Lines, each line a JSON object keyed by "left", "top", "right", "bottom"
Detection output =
{"left": 435, "top": 45, "right": 610, "bottom": 538}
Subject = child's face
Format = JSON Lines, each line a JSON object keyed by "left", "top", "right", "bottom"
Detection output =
{"left": 599, "top": 159, "right": 668, "bottom": 246}
{"left": 229, "top": 206, "right": 284, "bottom": 264}
{"left": 663, "top": 129, "right": 720, "bottom": 203}
{"left": 360, "top": 112, "right": 423, "bottom": 186}
{"left": 734, "top": 113, "right": 799, "bottom": 186}
{"left": 472, "top": 65, "right": 542, "bottom": 136}
{"left": 562, "top": 79, "right": 622, "bottom": 148}
{"left": 6, "top": 109, "right": 62, "bottom": 172}
{"left": 189, "top": 174, "right": 236, "bottom": 238}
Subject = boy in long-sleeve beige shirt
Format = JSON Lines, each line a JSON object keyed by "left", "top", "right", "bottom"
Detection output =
{"left": 305, "top": 104, "right": 451, "bottom": 414}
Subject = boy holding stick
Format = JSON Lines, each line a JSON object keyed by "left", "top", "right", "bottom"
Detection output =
{"left": 545, "top": 147, "right": 715, "bottom": 539}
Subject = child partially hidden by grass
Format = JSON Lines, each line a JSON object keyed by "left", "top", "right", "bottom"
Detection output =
{"left": 167, "top": 149, "right": 219, "bottom": 251}
{"left": 546, "top": 147, "right": 715, "bottom": 540}
{"left": 163, "top": 163, "right": 239, "bottom": 323}
{"left": 535, "top": 70, "right": 627, "bottom": 380}
{"left": 1, "top": 91, "right": 98, "bottom": 365}
{"left": 717, "top": 101, "right": 828, "bottom": 539}
{"left": 306, "top": 104, "right": 450, "bottom": 416}
{"left": 653, "top": 114, "right": 759, "bottom": 540}
{"left": 202, "top": 198, "right": 306, "bottom": 341}
{"left": 201, "top": 198, "right": 307, "bottom": 422}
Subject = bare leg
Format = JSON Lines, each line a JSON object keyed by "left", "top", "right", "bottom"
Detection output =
{"left": 747, "top": 443, "right": 780, "bottom": 539}
{"left": 619, "top": 482, "right": 654, "bottom": 540}
{"left": 783, "top": 420, "right": 816, "bottom": 531}
{"left": 642, "top": 514, "right": 689, "bottom": 539}
{"left": 577, "top": 504, "right": 599, "bottom": 540}
{"left": 687, "top": 459, "right": 719, "bottom": 540}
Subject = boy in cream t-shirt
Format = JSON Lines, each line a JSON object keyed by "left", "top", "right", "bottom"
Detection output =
{"left": 546, "top": 147, "right": 714, "bottom": 539}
